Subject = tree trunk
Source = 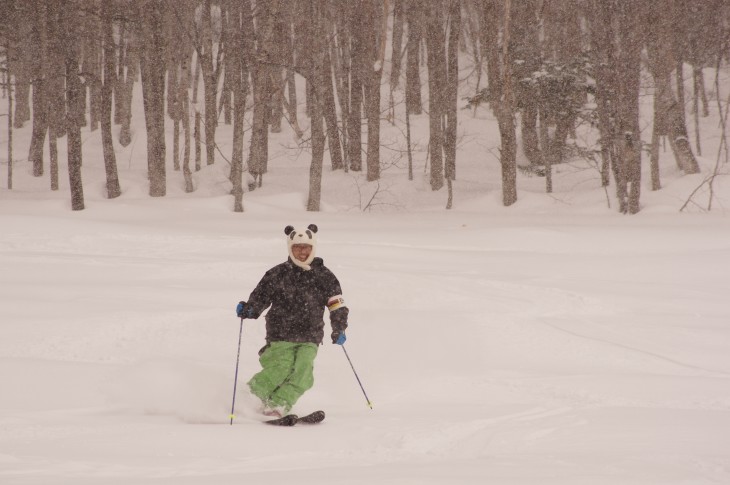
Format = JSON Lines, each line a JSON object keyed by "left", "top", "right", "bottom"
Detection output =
{"left": 649, "top": 87, "right": 662, "bottom": 191}
{"left": 305, "top": 0, "right": 326, "bottom": 211}
{"left": 587, "top": 0, "right": 617, "bottom": 188}
{"left": 62, "top": 0, "right": 84, "bottom": 210}
{"left": 220, "top": 6, "right": 232, "bottom": 127}
{"left": 13, "top": 75, "right": 31, "bottom": 128}
{"left": 269, "top": 68, "right": 284, "bottom": 133}
{"left": 405, "top": 0, "right": 423, "bottom": 115}
{"left": 114, "top": 21, "right": 125, "bottom": 125}
{"left": 347, "top": 1, "right": 364, "bottom": 172}
{"left": 511, "top": 0, "right": 542, "bottom": 167}
{"left": 500, "top": 0, "right": 517, "bottom": 206}
{"left": 481, "top": 0, "right": 517, "bottom": 205}
{"left": 425, "top": 2, "right": 447, "bottom": 191}
{"left": 139, "top": 0, "right": 167, "bottom": 197}
{"left": 228, "top": 0, "right": 245, "bottom": 212}
{"left": 84, "top": 9, "right": 102, "bottom": 132}
{"left": 444, "top": 0, "right": 460, "bottom": 185}
{"left": 389, "top": 0, "right": 405, "bottom": 121}
{"left": 118, "top": 38, "right": 137, "bottom": 147}
{"left": 46, "top": 0, "right": 65, "bottom": 143}
{"left": 6, "top": 35, "right": 13, "bottom": 189}
{"left": 280, "top": 6, "right": 299, "bottom": 135}
{"left": 46, "top": 0, "right": 66, "bottom": 192}
{"left": 28, "top": 84, "right": 48, "bottom": 178}
{"left": 692, "top": 65, "right": 702, "bottom": 155}
{"left": 28, "top": 1, "right": 49, "bottom": 178}
{"left": 201, "top": 0, "right": 217, "bottom": 165}
{"left": 645, "top": 0, "right": 700, "bottom": 176}
{"left": 613, "top": 0, "right": 642, "bottom": 214}
{"left": 181, "top": 59, "right": 194, "bottom": 193}
{"left": 307, "top": 102, "right": 325, "bottom": 211}
{"left": 11, "top": 8, "right": 32, "bottom": 129}
{"left": 364, "top": 0, "right": 384, "bottom": 182}
{"left": 320, "top": 48, "right": 345, "bottom": 171}
{"left": 101, "top": 0, "right": 121, "bottom": 199}
{"left": 194, "top": 110, "right": 201, "bottom": 171}
{"left": 390, "top": 0, "right": 405, "bottom": 90}
{"left": 694, "top": 65, "right": 709, "bottom": 117}
{"left": 249, "top": 0, "right": 281, "bottom": 182}
{"left": 331, "top": 8, "right": 350, "bottom": 168}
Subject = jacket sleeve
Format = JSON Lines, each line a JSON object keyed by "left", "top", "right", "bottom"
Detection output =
{"left": 245, "top": 269, "right": 276, "bottom": 318}
{"left": 324, "top": 270, "right": 348, "bottom": 334}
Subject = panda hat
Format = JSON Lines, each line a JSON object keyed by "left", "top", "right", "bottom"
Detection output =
{"left": 285, "top": 224, "right": 318, "bottom": 270}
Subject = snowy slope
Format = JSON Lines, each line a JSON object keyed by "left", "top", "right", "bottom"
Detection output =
{"left": 2, "top": 198, "right": 729, "bottom": 484}
{"left": 1, "top": 56, "right": 730, "bottom": 484}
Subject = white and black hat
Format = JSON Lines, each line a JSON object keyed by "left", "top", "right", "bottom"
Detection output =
{"left": 285, "top": 224, "right": 318, "bottom": 270}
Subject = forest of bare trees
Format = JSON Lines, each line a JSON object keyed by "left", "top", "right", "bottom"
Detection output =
{"left": 0, "top": 0, "right": 728, "bottom": 213}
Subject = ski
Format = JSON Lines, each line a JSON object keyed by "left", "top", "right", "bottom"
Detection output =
{"left": 298, "top": 410, "right": 325, "bottom": 424}
{"left": 264, "top": 410, "right": 325, "bottom": 426}
{"left": 264, "top": 414, "right": 298, "bottom": 426}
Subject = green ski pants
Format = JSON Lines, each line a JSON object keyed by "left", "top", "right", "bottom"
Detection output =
{"left": 247, "top": 341, "right": 318, "bottom": 412}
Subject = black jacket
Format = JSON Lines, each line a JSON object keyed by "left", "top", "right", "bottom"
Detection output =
{"left": 246, "top": 257, "right": 348, "bottom": 345}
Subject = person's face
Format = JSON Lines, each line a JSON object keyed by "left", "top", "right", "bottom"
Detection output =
{"left": 291, "top": 244, "right": 313, "bottom": 262}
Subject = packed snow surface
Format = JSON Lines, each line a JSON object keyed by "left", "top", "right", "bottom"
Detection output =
{"left": 2, "top": 195, "right": 729, "bottom": 484}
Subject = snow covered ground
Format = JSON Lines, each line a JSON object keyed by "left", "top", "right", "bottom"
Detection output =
{"left": 2, "top": 65, "right": 730, "bottom": 483}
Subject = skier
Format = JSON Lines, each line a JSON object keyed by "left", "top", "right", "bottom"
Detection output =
{"left": 236, "top": 224, "right": 349, "bottom": 417}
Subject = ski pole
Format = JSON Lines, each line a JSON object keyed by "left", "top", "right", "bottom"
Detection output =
{"left": 341, "top": 345, "right": 373, "bottom": 409}
{"left": 229, "top": 317, "right": 244, "bottom": 425}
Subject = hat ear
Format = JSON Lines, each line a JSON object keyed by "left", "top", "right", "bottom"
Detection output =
{"left": 284, "top": 225, "right": 295, "bottom": 236}
{"left": 307, "top": 224, "right": 318, "bottom": 234}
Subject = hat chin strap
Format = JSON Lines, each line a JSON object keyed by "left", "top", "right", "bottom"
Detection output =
{"left": 289, "top": 250, "right": 315, "bottom": 270}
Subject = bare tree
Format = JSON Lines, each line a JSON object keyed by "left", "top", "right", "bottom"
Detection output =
{"left": 167, "top": 0, "right": 196, "bottom": 193}
{"left": 645, "top": 0, "right": 700, "bottom": 181}
{"left": 82, "top": 6, "right": 101, "bottom": 131}
{"left": 199, "top": 0, "right": 221, "bottom": 166}
{"left": 444, "top": 0, "right": 460, "bottom": 207}
{"left": 320, "top": 31, "right": 345, "bottom": 172}
{"left": 6, "top": 1, "right": 31, "bottom": 129}
{"left": 480, "top": 0, "right": 517, "bottom": 206}
{"left": 249, "top": 0, "right": 282, "bottom": 187}
{"left": 510, "top": 0, "right": 541, "bottom": 168}
{"left": 586, "top": 0, "right": 616, "bottom": 188}
{"left": 425, "top": 1, "right": 448, "bottom": 191}
{"left": 346, "top": 0, "right": 363, "bottom": 172}
{"left": 405, "top": 0, "right": 424, "bottom": 115}
{"left": 100, "top": 0, "right": 121, "bottom": 198}
{"left": 227, "top": 0, "right": 246, "bottom": 212}
{"left": 1, "top": 0, "right": 17, "bottom": 189}
{"left": 139, "top": 0, "right": 167, "bottom": 197}
{"left": 114, "top": 16, "right": 138, "bottom": 148}
{"left": 612, "top": 0, "right": 643, "bottom": 214}
{"left": 27, "top": 0, "right": 49, "bottom": 179}
{"left": 5, "top": 64, "right": 12, "bottom": 190}
{"left": 364, "top": 0, "right": 386, "bottom": 182}
{"left": 301, "top": 0, "right": 326, "bottom": 211}
{"left": 62, "top": 0, "right": 84, "bottom": 210}
{"left": 46, "top": 0, "right": 66, "bottom": 191}
{"left": 388, "top": 0, "right": 405, "bottom": 120}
